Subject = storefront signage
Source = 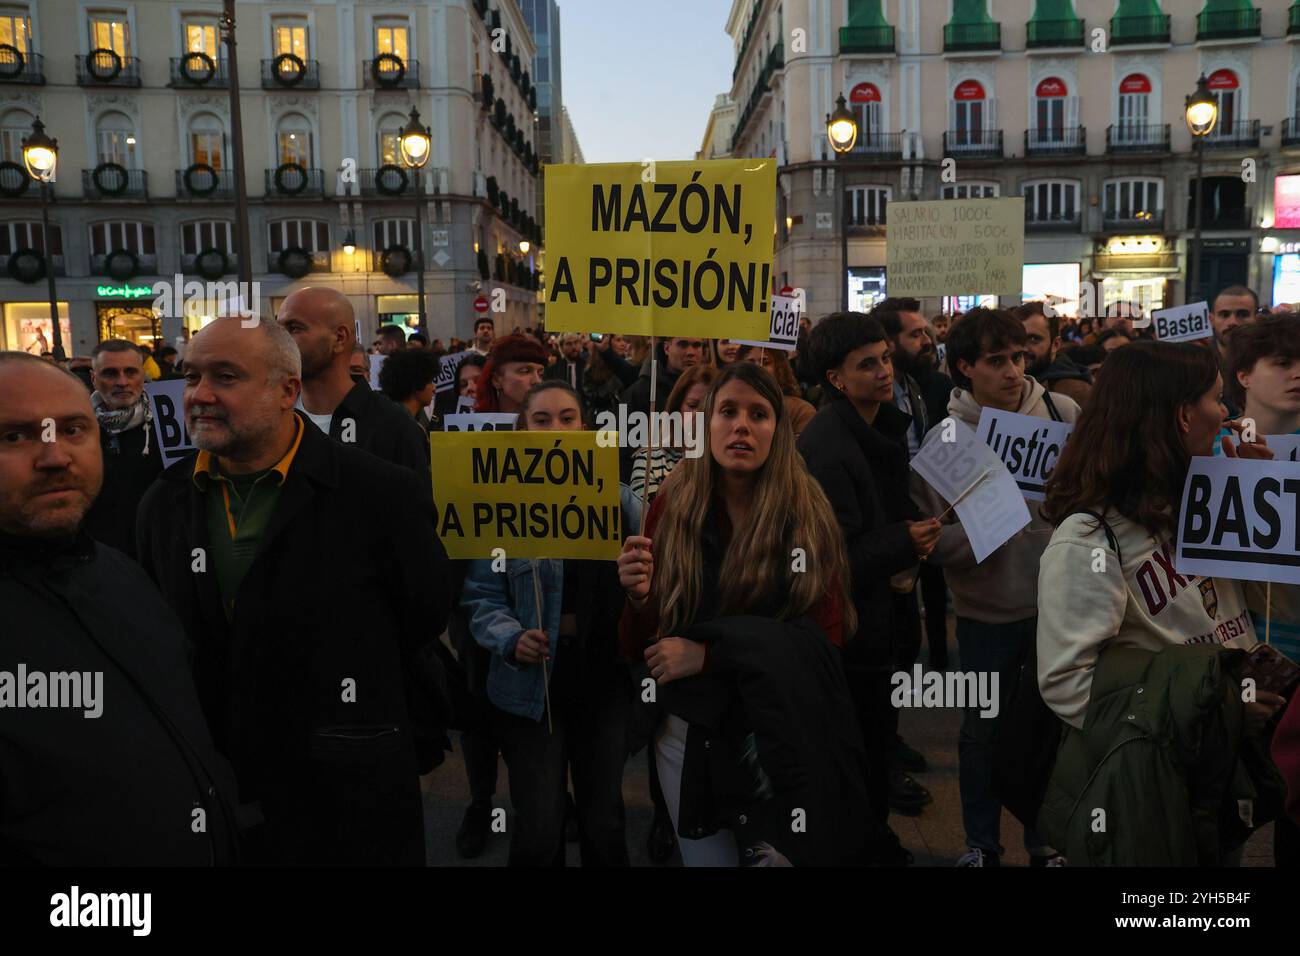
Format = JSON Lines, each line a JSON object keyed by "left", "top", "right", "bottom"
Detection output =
{"left": 1105, "top": 236, "right": 1164, "bottom": 256}
{"left": 1275, "top": 175, "right": 1300, "bottom": 229}
{"left": 96, "top": 283, "right": 154, "bottom": 300}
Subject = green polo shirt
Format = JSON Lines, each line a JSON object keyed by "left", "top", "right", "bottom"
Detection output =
{"left": 192, "top": 418, "right": 305, "bottom": 619}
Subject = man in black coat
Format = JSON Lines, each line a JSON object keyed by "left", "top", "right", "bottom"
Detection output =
{"left": 0, "top": 352, "right": 238, "bottom": 865}
{"left": 796, "top": 314, "right": 941, "bottom": 853}
{"left": 135, "top": 316, "right": 452, "bottom": 865}
{"left": 82, "top": 339, "right": 163, "bottom": 557}
{"left": 277, "top": 287, "right": 431, "bottom": 480}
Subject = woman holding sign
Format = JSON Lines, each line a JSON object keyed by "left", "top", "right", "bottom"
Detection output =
{"left": 617, "top": 363, "right": 868, "bottom": 866}
{"left": 461, "top": 381, "right": 639, "bottom": 866}
{"left": 1037, "top": 341, "right": 1289, "bottom": 864}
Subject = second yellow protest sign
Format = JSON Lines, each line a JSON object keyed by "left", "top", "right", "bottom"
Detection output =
{"left": 885, "top": 197, "right": 1025, "bottom": 298}
{"left": 544, "top": 159, "right": 776, "bottom": 339}
{"left": 431, "top": 430, "right": 623, "bottom": 560}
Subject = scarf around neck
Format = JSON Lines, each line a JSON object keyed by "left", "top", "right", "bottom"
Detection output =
{"left": 91, "top": 392, "right": 152, "bottom": 455}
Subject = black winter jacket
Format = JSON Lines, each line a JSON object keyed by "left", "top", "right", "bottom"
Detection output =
{"left": 0, "top": 531, "right": 238, "bottom": 865}
{"left": 83, "top": 420, "right": 162, "bottom": 558}
{"left": 135, "top": 413, "right": 452, "bottom": 864}
{"left": 324, "top": 381, "right": 431, "bottom": 481}
{"left": 797, "top": 399, "right": 921, "bottom": 666}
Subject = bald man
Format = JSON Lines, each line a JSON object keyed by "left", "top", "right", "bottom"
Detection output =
{"left": 0, "top": 352, "right": 238, "bottom": 865}
{"left": 134, "top": 318, "right": 452, "bottom": 864}
{"left": 277, "top": 287, "right": 430, "bottom": 478}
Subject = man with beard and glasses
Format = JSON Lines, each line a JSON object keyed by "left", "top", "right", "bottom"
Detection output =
{"left": 135, "top": 317, "right": 452, "bottom": 864}
{"left": 0, "top": 352, "right": 238, "bottom": 865}
{"left": 82, "top": 339, "right": 162, "bottom": 557}
{"left": 1013, "top": 302, "right": 1092, "bottom": 409}
{"left": 276, "top": 287, "right": 430, "bottom": 481}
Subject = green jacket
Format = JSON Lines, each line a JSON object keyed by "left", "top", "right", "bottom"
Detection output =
{"left": 1037, "top": 643, "right": 1284, "bottom": 866}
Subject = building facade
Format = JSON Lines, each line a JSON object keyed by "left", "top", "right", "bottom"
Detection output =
{"left": 721, "top": 0, "right": 1300, "bottom": 319}
{"left": 0, "top": 0, "right": 544, "bottom": 357}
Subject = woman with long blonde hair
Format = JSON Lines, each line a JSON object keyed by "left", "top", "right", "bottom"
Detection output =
{"left": 617, "top": 362, "right": 864, "bottom": 865}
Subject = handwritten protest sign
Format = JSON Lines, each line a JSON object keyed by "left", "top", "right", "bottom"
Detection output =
{"left": 456, "top": 394, "right": 477, "bottom": 413}
{"left": 733, "top": 292, "right": 800, "bottom": 351}
{"left": 976, "top": 407, "right": 1074, "bottom": 501}
{"left": 544, "top": 159, "right": 776, "bottom": 339}
{"left": 886, "top": 198, "right": 1025, "bottom": 298}
{"left": 911, "top": 417, "right": 1030, "bottom": 563}
{"left": 1268, "top": 434, "right": 1300, "bottom": 462}
{"left": 431, "top": 431, "right": 622, "bottom": 559}
{"left": 145, "top": 379, "right": 195, "bottom": 467}
{"left": 443, "top": 413, "right": 518, "bottom": 432}
{"left": 1176, "top": 456, "right": 1300, "bottom": 585}
{"left": 1151, "top": 302, "right": 1212, "bottom": 343}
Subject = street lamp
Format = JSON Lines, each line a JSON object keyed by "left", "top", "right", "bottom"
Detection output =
{"left": 342, "top": 229, "right": 356, "bottom": 257}
{"left": 1185, "top": 74, "right": 1219, "bottom": 305}
{"left": 518, "top": 239, "right": 530, "bottom": 255}
{"left": 826, "top": 94, "right": 859, "bottom": 312}
{"left": 22, "top": 117, "right": 64, "bottom": 361}
{"left": 399, "top": 107, "right": 432, "bottom": 330}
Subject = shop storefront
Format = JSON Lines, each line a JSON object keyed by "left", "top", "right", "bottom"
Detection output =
{"left": 2, "top": 302, "right": 71, "bottom": 354}
{"left": 848, "top": 267, "right": 886, "bottom": 313}
{"left": 96, "top": 303, "right": 160, "bottom": 347}
{"left": 1091, "top": 236, "right": 1174, "bottom": 314}
{"left": 375, "top": 294, "right": 422, "bottom": 339}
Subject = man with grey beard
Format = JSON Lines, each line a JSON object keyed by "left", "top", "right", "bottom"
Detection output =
{"left": 0, "top": 352, "right": 237, "bottom": 865}
{"left": 135, "top": 317, "right": 453, "bottom": 864}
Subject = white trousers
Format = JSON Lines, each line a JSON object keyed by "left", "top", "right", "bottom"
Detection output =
{"left": 654, "top": 714, "right": 739, "bottom": 867}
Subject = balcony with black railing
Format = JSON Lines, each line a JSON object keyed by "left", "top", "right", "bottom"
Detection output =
{"left": 1026, "top": 19, "right": 1084, "bottom": 48}
{"left": 169, "top": 54, "right": 229, "bottom": 88}
{"left": 261, "top": 57, "right": 320, "bottom": 90}
{"left": 76, "top": 52, "right": 142, "bottom": 87}
{"left": 839, "top": 25, "right": 896, "bottom": 54}
{"left": 1025, "top": 211, "right": 1081, "bottom": 232}
{"left": 943, "top": 22, "right": 1000, "bottom": 52}
{"left": 846, "top": 212, "right": 888, "bottom": 236}
{"left": 0, "top": 49, "right": 44, "bottom": 84}
{"left": 0, "top": 252, "right": 65, "bottom": 277}
{"left": 364, "top": 56, "right": 419, "bottom": 90}
{"left": 1025, "top": 126, "right": 1086, "bottom": 157}
{"left": 175, "top": 167, "right": 235, "bottom": 199}
{"left": 1103, "top": 208, "right": 1164, "bottom": 233}
{"left": 266, "top": 249, "right": 330, "bottom": 275}
{"left": 943, "top": 129, "right": 1003, "bottom": 159}
{"left": 82, "top": 166, "right": 148, "bottom": 199}
{"left": 265, "top": 166, "right": 324, "bottom": 198}
{"left": 1108, "top": 14, "right": 1171, "bottom": 45}
{"left": 850, "top": 132, "right": 906, "bottom": 161}
{"left": 358, "top": 166, "right": 413, "bottom": 197}
{"left": 1204, "top": 119, "right": 1261, "bottom": 150}
{"left": 181, "top": 252, "right": 238, "bottom": 276}
{"left": 1197, "top": 7, "right": 1260, "bottom": 41}
{"left": 1106, "top": 123, "right": 1171, "bottom": 154}
{"left": 90, "top": 252, "right": 157, "bottom": 276}
{"left": 0, "top": 161, "right": 38, "bottom": 198}
{"left": 1284, "top": 117, "right": 1300, "bottom": 147}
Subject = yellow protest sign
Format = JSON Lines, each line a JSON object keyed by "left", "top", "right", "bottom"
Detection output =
{"left": 431, "top": 430, "right": 623, "bottom": 560}
{"left": 886, "top": 197, "right": 1025, "bottom": 298}
{"left": 544, "top": 159, "right": 776, "bottom": 338}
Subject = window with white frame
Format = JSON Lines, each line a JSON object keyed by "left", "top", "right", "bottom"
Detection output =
{"left": 182, "top": 220, "right": 232, "bottom": 255}
{"left": 271, "top": 16, "right": 308, "bottom": 59}
{"left": 377, "top": 113, "right": 405, "bottom": 166}
{"left": 849, "top": 82, "right": 883, "bottom": 145}
{"left": 89, "top": 220, "right": 154, "bottom": 256}
{"left": 1031, "top": 76, "right": 1074, "bottom": 144}
{"left": 1206, "top": 69, "right": 1240, "bottom": 139}
{"left": 276, "top": 113, "right": 312, "bottom": 166}
{"left": 1116, "top": 73, "right": 1152, "bottom": 143}
{"left": 373, "top": 218, "right": 415, "bottom": 249}
{"left": 267, "top": 219, "right": 328, "bottom": 253}
{"left": 183, "top": 16, "right": 219, "bottom": 57}
{"left": 950, "top": 79, "right": 990, "bottom": 146}
{"left": 0, "top": 107, "right": 33, "bottom": 162}
{"left": 1022, "top": 180, "right": 1079, "bottom": 222}
{"left": 88, "top": 9, "right": 131, "bottom": 56}
{"left": 942, "top": 182, "right": 1000, "bottom": 199}
{"left": 374, "top": 17, "right": 409, "bottom": 61}
{"left": 0, "top": 220, "right": 61, "bottom": 256}
{"left": 0, "top": 5, "right": 33, "bottom": 54}
{"left": 1103, "top": 177, "right": 1162, "bottom": 222}
{"left": 846, "top": 186, "right": 889, "bottom": 225}
{"left": 189, "top": 113, "right": 225, "bottom": 169}
{"left": 95, "top": 111, "right": 136, "bottom": 168}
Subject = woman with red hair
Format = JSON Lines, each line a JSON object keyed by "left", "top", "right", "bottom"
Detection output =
{"left": 474, "top": 334, "right": 549, "bottom": 414}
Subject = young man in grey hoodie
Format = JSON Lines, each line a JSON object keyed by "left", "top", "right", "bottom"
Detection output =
{"left": 910, "top": 308, "right": 1080, "bottom": 867}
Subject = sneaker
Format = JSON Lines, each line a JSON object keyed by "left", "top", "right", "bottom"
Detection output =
{"left": 1030, "top": 853, "right": 1067, "bottom": 867}
{"left": 455, "top": 801, "right": 492, "bottom": 859}
{"left": 887, "top": 770, "right": 932, "bottom": 816}
{"left": 646, "top": 812, "right": 676, "bottom": 864}
{"left": 893, "top": 735, "right": 928, "bottom": 773}
{"left": 956, "top": 847, "right": 1000, "bottom": 867}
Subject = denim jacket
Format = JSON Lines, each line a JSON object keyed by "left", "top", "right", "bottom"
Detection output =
{"left": 461, "top": 484, "right": 642, "bottom": 721}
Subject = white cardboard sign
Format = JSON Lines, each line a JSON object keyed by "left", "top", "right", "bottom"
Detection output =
{"left": 732, "top": 293, "right": 800, "bottom": 351}
{"left": 442, "top": 413, "right": 518, "bottom": 432}
{"left": 1151, "top": 302, "right": 1212, "bottom": 343}
{"left": 145, "top": 379, "right": 196, "bottom": 467}
{"left": 976, "top": 407, "right": 1074, "bottom": 502}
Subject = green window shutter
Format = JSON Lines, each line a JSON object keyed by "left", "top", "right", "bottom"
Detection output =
{"left": 1201, "top": 0, "right": 1251, "bottom": 12}
{"left": 1029, "top": 0, "right": 1077, "bottom": 21}
{"left": 951, "top": 0, "right": 993, "bottom": 23}
{"left": 847, "top": 0, "right": 888, "bottom": 28}
{"left": 1114, "top": 0, "right": 1163, "bottom": 15}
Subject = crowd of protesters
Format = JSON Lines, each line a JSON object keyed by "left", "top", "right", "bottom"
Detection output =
{"left": 4, "top": 282, "right": 1300, "bottom": 869}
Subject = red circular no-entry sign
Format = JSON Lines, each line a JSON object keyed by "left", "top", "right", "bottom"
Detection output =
{"left": 473, "top": 295, "right": 489, "bottom": 314}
